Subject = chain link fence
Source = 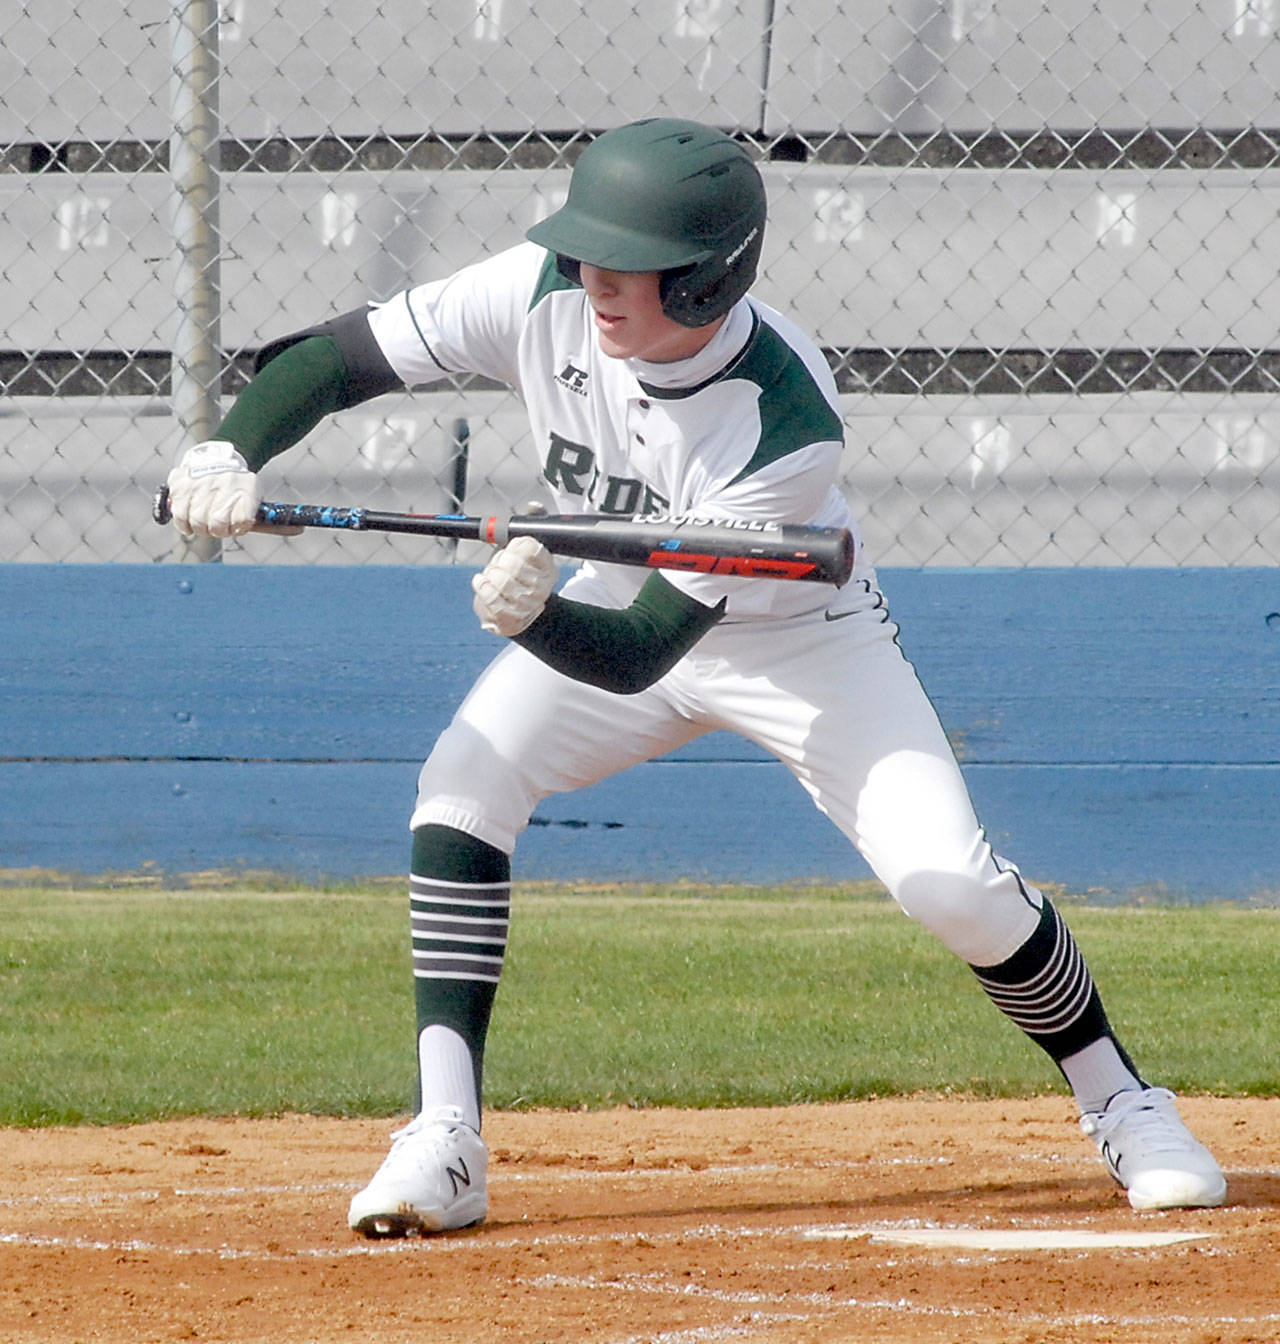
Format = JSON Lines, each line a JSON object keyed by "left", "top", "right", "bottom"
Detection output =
{"left": 3, "top": 0, "right": 1279, "bottom": 565}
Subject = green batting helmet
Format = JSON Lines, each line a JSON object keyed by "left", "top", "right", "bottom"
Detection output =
{"left": 526, "top": 118, "right": 767, "bottom": 328}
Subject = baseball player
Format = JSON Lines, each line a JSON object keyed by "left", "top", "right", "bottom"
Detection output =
{"left": 166, "top": 118, "right": 1226, "bottom": 1233}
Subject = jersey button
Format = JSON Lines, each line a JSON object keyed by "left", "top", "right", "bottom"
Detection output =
{"left": 638, "top": 399, "right": 650, "bottom": 410}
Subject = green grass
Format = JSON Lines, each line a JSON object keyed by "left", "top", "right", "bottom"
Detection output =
{"left": 0, "top": 884, "right": 1276, "bottom": 1126}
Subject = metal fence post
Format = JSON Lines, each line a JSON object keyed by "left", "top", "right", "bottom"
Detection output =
{"left": 169, "top": 0, "right": 224, "bottom": 563}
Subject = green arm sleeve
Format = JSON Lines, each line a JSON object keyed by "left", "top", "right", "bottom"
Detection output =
{"left": 512, "top": 571, "right": 726, "bottom": 694}
{"left": 215, "top": 336, "right": 360, "bottom": 471}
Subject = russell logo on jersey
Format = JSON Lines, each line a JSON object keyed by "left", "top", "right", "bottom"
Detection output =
{"left": 555, "top": 362, "right": 590, "bottom": 396}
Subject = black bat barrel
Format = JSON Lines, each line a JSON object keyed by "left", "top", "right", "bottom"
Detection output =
{"left": 510, "top": 515, "right": 855, "bottom": 586}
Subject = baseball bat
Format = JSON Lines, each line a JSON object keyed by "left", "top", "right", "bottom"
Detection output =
{"left": 152, "top": 485, "right": 854, "bottom": 584}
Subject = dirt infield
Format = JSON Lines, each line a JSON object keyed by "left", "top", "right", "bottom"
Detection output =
{"left": 2, "top": 1096, "right": 1278, "bottom": 1344}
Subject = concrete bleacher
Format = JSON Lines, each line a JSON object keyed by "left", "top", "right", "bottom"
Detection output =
{"left": 0, "top": 390, "right": 536, "bottom": 565}
{"left": 4, "top": 151, "right": 1279, "bottom": 565}
{"left": 758, "top": 163, "right": 1280, "bottom": 350}
{"left": 6, "top": 387, "right": 1278, "bottom": 565}
{"left": 4, "top": 1, "right": 1280, "bottom": 570}
{"left": 0, "top": 169, "right": 567, "bottom": 352}
{"left": 766, "top": 0, "right": 1280, "bottom": 133}
{"left": 0, "top": 0, "right": 766, "bottom": 143}
{"left": 5, "top": 163, "right": 1278, "bottom": 352}
{"left": 4, "top": 155, "right": 1279, "bottom": 564}
{"left": 7, "top": 0, "right": 1279, "bottom": 358}
{"left": 9, "top": 0, "right": 1280, "bottom": 145}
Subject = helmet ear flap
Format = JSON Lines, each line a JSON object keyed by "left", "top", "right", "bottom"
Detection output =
{"left": 555, "top": 254, "right": 582, "bottom": 285}
{"left": 659, "top": 220, "right": 764, "bottom": 328}
{"left": 658, "top": 264, "right": 700, "bottom": 324}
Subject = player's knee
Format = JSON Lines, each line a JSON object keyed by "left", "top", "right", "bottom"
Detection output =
{"left": 891, "top": 868, "right": 1037, "bottom": 966}
{"left": 894, "top": 870, "right": 986, "bottom": 936}
{"left": 411, "top": 721, "right": 535, "bottom": 849}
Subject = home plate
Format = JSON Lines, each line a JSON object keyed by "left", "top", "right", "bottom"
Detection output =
{"left": 806, "top": 1226, "right": 1212, "bottom": 1250}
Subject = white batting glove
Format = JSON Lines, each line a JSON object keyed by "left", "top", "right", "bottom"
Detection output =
{"left": 166, "top": 440, "right": 261, "bottom": 537}
{"left": 471, "top": 535, "right": 558, "bottom": 637}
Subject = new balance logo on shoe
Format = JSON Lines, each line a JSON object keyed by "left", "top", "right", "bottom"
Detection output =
{"left": 446, "top": 1158, "right": 472, "bottom": 1198}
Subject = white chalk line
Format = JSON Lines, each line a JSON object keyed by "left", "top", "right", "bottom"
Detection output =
{"left": 0, "top": 1146, "right": 1135, "bottom": 1212}
{"left": 602, "top": 1314, "right": 807, "bottom": 1344}
{"left": 0, "top": 1179, "right": 356, "bottom": 1210}
{"left": 537, "top": 1267, "right": 1280, "bottom": 1336}
{"left": 0, "top": 1150, "right": 962, "bottom": 1214}
{"left": 0, "top": 1147, "right": 1255, "bottom": 1257}
{"left": 0, "top": 1157, "right": 967, "bottom": 1213}
{"left": 23, "top": 1142, "right": 1256, "bottom": 1213}
{"left": 3, "top": 1151, "right": 1264, "bottom": 1232}
{"left": 828, "top": 1226, "right": 1212, "bottom": 1250}
{"left": 0, "top": 1212, "right": 1242, "bottom": 1264}
{"left": 0, "top": 1219, "right": 897, "bottom": 1261}
{"left": 0, "top": 1182, "right": 354, "bottom": 1214}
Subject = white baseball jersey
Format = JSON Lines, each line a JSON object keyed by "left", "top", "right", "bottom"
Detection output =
{"left": 365, "top": 242, "right": 862, "bottom": 622}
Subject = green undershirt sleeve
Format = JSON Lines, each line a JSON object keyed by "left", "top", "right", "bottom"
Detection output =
{"left": 512, "top": 570, "right": 726, "bottom": 694}
{"left": 215, "top": 335, "right": 361, "bottom": 472}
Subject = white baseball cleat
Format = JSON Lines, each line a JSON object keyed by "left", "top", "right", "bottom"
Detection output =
{"left": 1080, "top": 1086, "right": 1227, "bottom": 1211}
{"left": 348, "top": 1105, "right": 488, "bottom": 1237}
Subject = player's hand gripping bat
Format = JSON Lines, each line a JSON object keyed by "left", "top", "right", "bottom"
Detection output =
{"left": 152, "top": 485, "right": 855, "bottom": 585}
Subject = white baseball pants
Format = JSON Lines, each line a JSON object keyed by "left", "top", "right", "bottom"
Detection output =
{"left": 412, "top": 567, "right": 1042, "bottom": 967}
